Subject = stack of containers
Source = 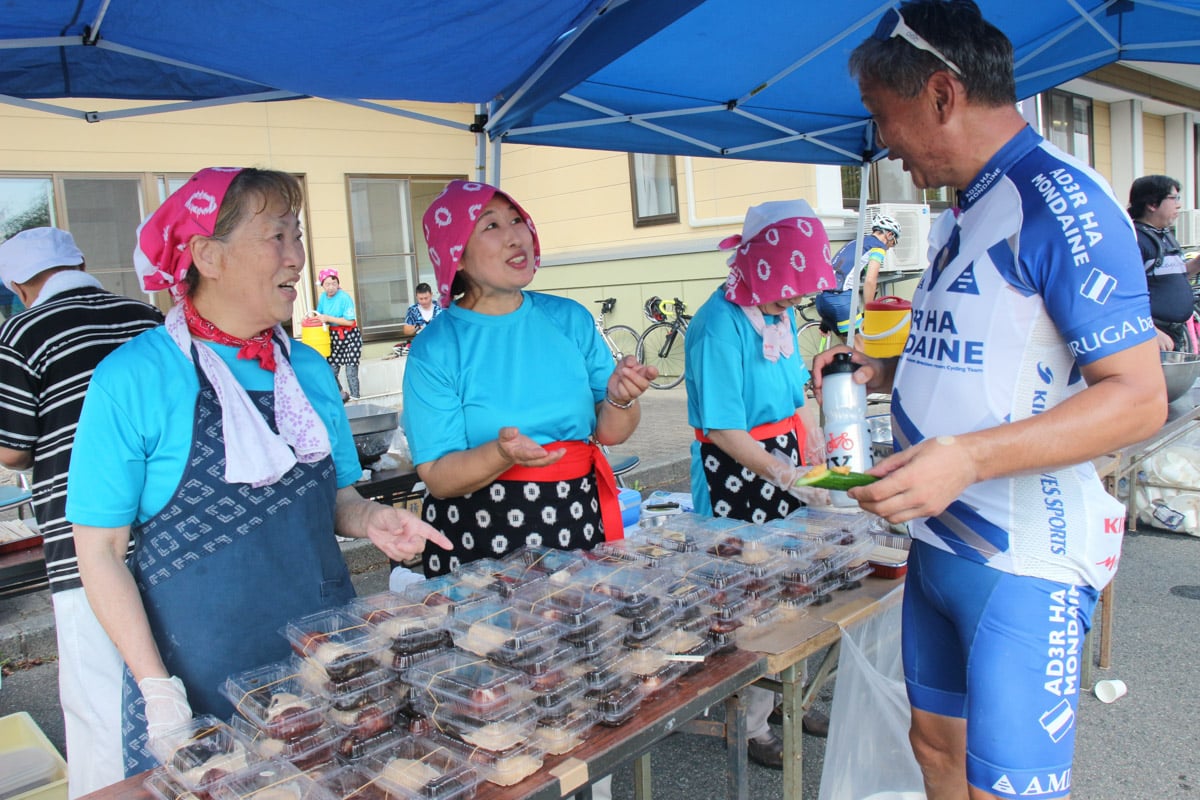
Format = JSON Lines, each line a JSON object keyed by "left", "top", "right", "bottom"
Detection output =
{"left": 206, "top": 758, "right": 334, "bottom": 799}
{"left": 220, "top": 661, "right": 341, "bottom": 771}
{"left": 359, "top": 734, "right": 482, "bottom": 799}
{"left": 142, "top": 715, "right": 265, "bottom": 800}
{"left": 404, "top": 650, "right": 544, "bottom": 787}
{"left": 281, "top": 608, "right": 406, "bottom": 763}
{"left": 349, "top": 592, "right": 454, "bottom": 672}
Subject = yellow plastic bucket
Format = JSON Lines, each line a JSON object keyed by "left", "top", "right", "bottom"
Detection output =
{"left": 861, "top": 296, "right": 912, "bottom": 358}
{"left": 300, "top": 317, "right": 331, "bottom": 358}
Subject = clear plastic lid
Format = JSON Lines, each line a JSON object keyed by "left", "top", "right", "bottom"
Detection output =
{"left": 335, "top": 724, "right": 408, "bottom": 763}
{"left": 220, "top": 660, "right": 329, "bottom": 742}
{"left": 294, "top": 658, "right": 400, "bottom": 712}
{"left": 532, "top": 706, "right": 597, "bottom": 755}
{"left": 512, "top": 582, "right": 617, "bottom": 634}
{"left": 151, "top": 715, "right": 260, "bottom": 792}
{"left": 772, "top": 507, "right": 875, "bottom": 539}
{"left": 431, "top": 732, "right": 545, "bottom": 788}
{"left": 142, "top": 767, "right": 197, "bottom": 800}
{"left": 349, "top": 593, "right": 452, "bottom": 653}
{"left": 432, "top": 705, "right": 540, "bottom": 754}
{"left": 569, "top": 561, "right": 673, "bottom": 609}
{"left": 590, "top": 539, "right": 680, "bottom": 569}
{"left": 508, "top": 544, "right": 589, "bottom": 578}
{"left": 586, "top": 677, "right": 645, "bottom": 727}
{"left": 362, "top": 735, "right": 482, "bottom": 800}
{"left": 567, "top": 612, "right": 627, "bottom": 658}
{"left": 399, "top": 574, "right": 495, "bottom": 617}
{"left": 230, "top": 715, "right": 340, "bottom": 772}
{"left": 446, "top": 601, "right": 566, "bottom": 664}
{"left": 667, "top": 552, "right": 752, "bottom": 591}
{"left": 207, "top": 758, "right": 335, "bottom": 800}
{"left": 405, "top": 650, "right": 534, "bottom": 720}
{"left": 452, "top": 557, "right": 550, "bottom": 599}
{"left": 281, "top": 608, "right": 385, "bottom": 684}
{"left": 326, "top": 691, "right": 404, "bottom": 740}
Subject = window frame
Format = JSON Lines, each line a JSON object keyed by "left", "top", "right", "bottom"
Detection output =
{"left": 1042, "top": 89, "right": 1094, "bottom": 166}
{"left": 627, "top": 153, "right": 680, "bottom": 227}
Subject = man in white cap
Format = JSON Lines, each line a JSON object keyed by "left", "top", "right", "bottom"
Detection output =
{"left": 0, "top": 227, "right": 162, "bottom": 797}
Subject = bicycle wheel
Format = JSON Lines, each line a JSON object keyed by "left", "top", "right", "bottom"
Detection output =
{"left": 604, "top": 324, "right": 641, "bottom": 362}
{"left": 796, "top": 321, "right": 829, "bottom": 374}
{"left": 638, "top": 321, "right": 686, "bottom": 389}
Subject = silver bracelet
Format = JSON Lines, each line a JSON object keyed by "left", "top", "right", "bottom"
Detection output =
{"left": 605, "top": 394, "right": 636, "bottom": 410}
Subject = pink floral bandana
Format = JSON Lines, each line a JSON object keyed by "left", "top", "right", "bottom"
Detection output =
{"left": 134, "top": 167, "right": 243, "bottom": 301}
{"left": 423, "top": 179, "right": 541, "bottom": 308}
{"left": 719, "top": 199, "right": 836, "bottom": 307}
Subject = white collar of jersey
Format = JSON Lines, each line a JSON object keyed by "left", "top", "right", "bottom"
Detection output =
{"left": 29, "top": 270, "right": 103, "bottom": 307}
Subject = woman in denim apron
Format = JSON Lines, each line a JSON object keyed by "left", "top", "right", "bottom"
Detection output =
{"left": 69, "top": 168, "right": 449, "bottom": 778}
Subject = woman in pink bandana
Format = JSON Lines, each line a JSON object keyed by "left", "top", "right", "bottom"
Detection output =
{"left": 683, "top": 199, "right": 838, "bottom": 767}
{"left": 311, "top": 267, "right": 362, "bottom": 399}
{"left": 402, "top": 180, "right": 656, "bottom": 577}
{"left": 67, "top": 167, "right": 450, "bottom": 779}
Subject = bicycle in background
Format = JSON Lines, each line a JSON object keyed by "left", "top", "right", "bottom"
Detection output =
{"left": 638, "top": 296, "right": 691, "bottom": 390}
{"left": 594, "top": 297, "right": 641, "bottom": 364}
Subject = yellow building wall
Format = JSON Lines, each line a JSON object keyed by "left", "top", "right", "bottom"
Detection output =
{"left": 1092, "top": 100, "right": 1113, "bottom": 187}
{"left": 1141, "top": 113, "right": 1167, "bottom": 176}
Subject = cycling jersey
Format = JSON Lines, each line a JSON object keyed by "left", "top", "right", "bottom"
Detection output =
{"left": 1135, "top": 221, "right": 1193, "bottom": 324}
{"left": 829, "top": 233, "right": 888, "bottom": 292}
{"left": 893, "top": 126, "right": 1154, "bottom": 590}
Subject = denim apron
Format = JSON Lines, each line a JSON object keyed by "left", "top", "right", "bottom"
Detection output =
{"left": 120, "top": 360, "right": 354, "bottom": 776}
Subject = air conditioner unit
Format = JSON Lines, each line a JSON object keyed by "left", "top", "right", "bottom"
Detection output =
{"left": 865, "top": 203, "right": 931, "bottom": 271}
{"left": 1174, "top": 209, "right": 1200, "bottom": 249}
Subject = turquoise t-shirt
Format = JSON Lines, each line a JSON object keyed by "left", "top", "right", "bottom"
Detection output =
{"left": 66, "top": 326, "right": 359, "bottom": 528}
{"left": 317, "top": 289, "right": 356, "bottom": 321}
{"left": 684, "top": 286, "right": 811, "bottom": 515}
{"left": 401, "top": 292, "right": 613, "bottom": 466}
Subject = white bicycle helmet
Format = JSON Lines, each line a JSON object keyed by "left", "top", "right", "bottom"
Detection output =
{"left": 871, "top": 215, "right": 902, "bottom": 241}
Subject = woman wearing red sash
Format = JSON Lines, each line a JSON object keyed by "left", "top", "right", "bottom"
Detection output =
{"left": 402, "top": 180, "right": 656, "bottom": 576}
{"left": 684, "top": 198, "right": 838, "bottom": 767}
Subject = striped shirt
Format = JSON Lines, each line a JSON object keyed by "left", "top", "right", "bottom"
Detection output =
{"left": 0, "top": 286, "right": 162, "bottom": 592}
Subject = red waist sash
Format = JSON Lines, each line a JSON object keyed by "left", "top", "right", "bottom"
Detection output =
{"left": 498, "top": 440, "right": 623, "bottom": 541}
{"left": 694, "top": 413, "right": 810, "bottom": 465}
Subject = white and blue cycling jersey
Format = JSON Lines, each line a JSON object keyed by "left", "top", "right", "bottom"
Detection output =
{"left": 892, "top": 126, "right": 1154, "bottom": 590}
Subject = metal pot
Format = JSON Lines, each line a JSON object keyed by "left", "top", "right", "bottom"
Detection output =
{"left": 345, "top": 404, "right": 400, "bottom": 466}
{"left": 1161, "top": 351, "right": 1200, "bottom": 404}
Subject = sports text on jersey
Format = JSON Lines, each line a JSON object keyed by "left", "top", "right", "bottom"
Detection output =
{"left": 1031, "top": 169, "right": 1105, "bottom": 269}
{"left": 902, "top": 307, "right": 985, "bottom": 369}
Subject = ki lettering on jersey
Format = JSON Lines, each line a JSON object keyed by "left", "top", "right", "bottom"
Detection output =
{"left": 1031, "top": 168, "right": 1104, "bottom": 268}
{"left": 903, "top": 307, "right": 985, "bottom": 371}
{"left": 1044, "top": 585, "right": 1083, "bottom": 701}
{"left": 992, "top": 769, "right": 1072, "bottom": 797}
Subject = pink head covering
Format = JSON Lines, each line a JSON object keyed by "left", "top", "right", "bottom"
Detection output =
{"left": 318, "top": 268, "right": 339, "bottom": 284}
{"left": 422, "top": 180, "right": 540, "bottom": 309}
{"left": 718, "top": 199, "right": 836, "bottom": 307}
{"left": 134, "top": 167, "right": 243, "bottom": 301}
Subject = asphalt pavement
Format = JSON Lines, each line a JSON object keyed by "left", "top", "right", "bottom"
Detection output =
{"left": 2, "top": 383, "right": 1199, "bottom": 799}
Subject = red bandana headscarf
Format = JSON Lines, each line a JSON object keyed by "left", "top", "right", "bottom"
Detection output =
{"left": 134, "top": 167, "right": 243, "bottom": 302}
{"left": 422, "top": 179, "right": 541, "bottom": 309}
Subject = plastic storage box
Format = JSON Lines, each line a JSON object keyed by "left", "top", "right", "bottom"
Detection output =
{"left": 0, "top": 712, "right": 67, "bottom": 800}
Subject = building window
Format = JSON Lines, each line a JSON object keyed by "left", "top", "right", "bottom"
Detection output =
{"left": 628, "top": 154, "right": 679, "bottom": 226}
{"left": 1044, "top": 90, "right": 1093, "bottom": 165}
{"left": 840, "top": 162, "right": 952, "bottom": 210}
{"left": 0, "top": 173, "right": 147, "bottom": 301}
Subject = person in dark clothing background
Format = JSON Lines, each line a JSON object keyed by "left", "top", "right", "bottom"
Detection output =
{"left": 1128, "top": 174, "right": 1200, "bottom": 352}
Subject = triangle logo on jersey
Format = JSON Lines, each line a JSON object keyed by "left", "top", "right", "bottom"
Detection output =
{"left": 992, "top": 775, "right": 1017, "bottom": 795}
{"left": 947, "top": 263, "right": 980, "bottom": 295}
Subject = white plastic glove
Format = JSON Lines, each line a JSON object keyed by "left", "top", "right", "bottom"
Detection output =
{"left": 139, "top": 675, "right": 192, "bottom": 751}
{"left": 767, "top": 451, "right": 832, "bottom": 507}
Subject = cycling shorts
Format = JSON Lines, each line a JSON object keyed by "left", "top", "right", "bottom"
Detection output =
{"left": 814, "top": 291, "right": 860, "bottom": 335}
{"left": 903, "top": 539, "right": 1098, "bottom": 799}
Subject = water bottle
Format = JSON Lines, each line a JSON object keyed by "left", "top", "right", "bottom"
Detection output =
{"left": 822, "top": 352, "right": 871, "bottom": 507}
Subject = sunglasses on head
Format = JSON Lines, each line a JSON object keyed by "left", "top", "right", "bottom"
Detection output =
{"left": 871, "top": 7, "right": 962, "bottom": 76}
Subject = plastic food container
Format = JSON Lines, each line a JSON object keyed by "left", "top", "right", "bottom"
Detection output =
{"left": 150, "top": 715, "right": 259, "bottom": 793}
{"left": 326, "top": 691, "right": 404, "bottom": 740}
{"left": 400, "top": 574, "right": 495, "bottom": 617}
{"left": 668, "top": 552, "right": 752, "bottom": 592}
{"left": 221, "top": 661, "right": 330, "bottom": 741}
{"left": 447, "top": 601, "right": 566, "bottom": 664}
{"left": 587, "top": 678, "right": 645, "bottom": 727}
{"left": 335, "top": 724, "right": 408, "bottom": 763}
{"left": 207, "top": 757, "right": 335, "bottom": 800}
{"left": 294, "top": 660, "right": 401, "bottom": 712}
{"left": 513, "top": 582, "right": 617, "bottom": 644}
{"left": 570, "top": 561, "right": 673, "bottom": 612}
{"left": 282, "top": 608, "right": 385, "bottom": 683}
{"left": 532, "top": 706, "right": 597, "bottom": 755}
{"left": 569, "top": 613, "right": 627, "bottom": 659}
{"left": 435, "top": 705, "right": 540, "bottom": 754}
{"left": 362, "top": 735, "right": 482, "bottom": 800}
{"left": 429, "top": 732, "right": 545, "bottom": 787}
{"left": 591, "top": 539, "right": 680, "bottom": 569}
{"left": 349, "top": 593, "right": 452, "bottom": 654}
{"left": 230, "top": 716, "right": 340, "bottom": 772}
{"left": 509, "top": 545, "right": 590, "bottom": 578}
{"left": 0, "top": 712, "right": 67, "bottom": 800}
{"left": 405, "top": 650, "right": 533, "bottom": 720}
{"left": 868, "top": 532, "right": 912, "bottom": 579}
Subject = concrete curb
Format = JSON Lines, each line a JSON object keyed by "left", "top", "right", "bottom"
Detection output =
{"left": 0, "top": 457, "right": 691, "bottom": 662}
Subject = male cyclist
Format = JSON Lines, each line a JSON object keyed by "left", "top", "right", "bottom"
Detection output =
{"left": 815, "top": 215, "right": 901, "bottom": 339}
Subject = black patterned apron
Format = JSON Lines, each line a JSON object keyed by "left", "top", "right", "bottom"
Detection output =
{"left": 698, "top": 428, "right": 805, "bottom": 524}
{"left": 119, "top": 361, "right": 354, "bottom": 776}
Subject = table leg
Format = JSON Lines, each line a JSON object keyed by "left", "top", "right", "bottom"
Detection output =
{"left": 1098, "top": 582, "right": 1115, "bottom": 669}
{"left": 725, "top": 690, "right": 749, "bottom": 800}
{"left": 779, "top": 662, "right": 804, "bottom": 799}
{"left": 633, "top": 753, "right": 652, "bottom": 800}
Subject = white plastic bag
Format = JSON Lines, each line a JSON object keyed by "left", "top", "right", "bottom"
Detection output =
{"left": 818, "top": 589, "right": 926, "bottom": 800}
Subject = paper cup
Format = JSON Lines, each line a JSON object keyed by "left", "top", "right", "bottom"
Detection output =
{"left": 1094, "top": 679, "right": 1128, "bottom": 703}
